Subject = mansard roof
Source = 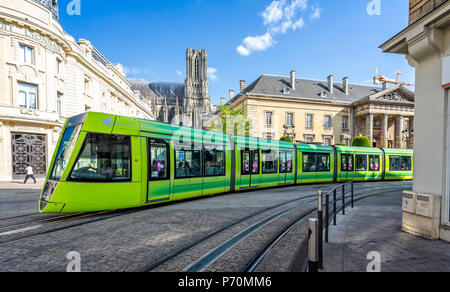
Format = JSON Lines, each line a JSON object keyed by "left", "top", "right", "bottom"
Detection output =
{"left": 231, "top": 74, "right": 388, "bottom": 105}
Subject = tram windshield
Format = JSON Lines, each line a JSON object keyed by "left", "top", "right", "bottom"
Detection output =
{"left": 69, "top": 133, "right": 131, "bottom": 182}
{"left": 49, "top": 124, "right": 82, "bottom": 181}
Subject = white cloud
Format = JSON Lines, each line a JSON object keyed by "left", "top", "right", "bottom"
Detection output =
{"left": 310, "top": 6, "right": 322, "bottom": 20}
{"left": 237, "top": 0, "right": 318, "bottom": 56}
{"left": 176, "top": 70, "right": 183, "bottom": 76}
{"left": 262, "top": 0, "right": 284, "bottom": 25}
{"left": 208, "top": 67, "right": 219, "bottom": 82}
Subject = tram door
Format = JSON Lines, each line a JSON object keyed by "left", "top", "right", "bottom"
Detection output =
{"left": 279, "top": 151, "right": 293, "bottom": 185}
{"left": 147, "top": 138, "right": 171, "bottom": 203}
{"left": 240, "top": 149, "right": 260, "bottom": 189}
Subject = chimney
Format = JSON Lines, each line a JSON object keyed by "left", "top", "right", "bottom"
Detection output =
{"left": 229, "top": 89, "right": 235, "bottom": 102}
{"left": 220, "top": 98, "right": 226, "bottom": 106}
{"left": 240, "top": 80, "right": 246, "bottom": 93}
{"left": 328, "top": 75, "right": 334, "bottom": 93}
{"left": 290, "top": 70, "right": 296, "bottom": 90}
{"left": 343, "top": 77, "right": 349, "bottom": 95}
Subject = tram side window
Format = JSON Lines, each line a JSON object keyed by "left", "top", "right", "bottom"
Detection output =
{"left": 70, "top": 134, "right": 131, "bottom": 181}
{"left": 149, "top": 140, "right": 169, "bottom": 180}
{"left": 369, "top": 155, "right": 381, "bottom": 171}
{"left": 341, "top": 154, "right": 354, "bottom": 172}
{"left": 204, "top": 144, "right": 225, "bottom": 177}
{"left": 317, "top": 153, "right": 330, "bottom": 172}
{"left": 390, "top": 156, "right": 412, "bottom": 171}
{"left": 401, "top": 156, "right": 412, "bottom": 171}
{"left": 175, "top": 146, "right": 202, "bottom": 178}
{"left": 303, "top": 153, "right": 317, "bottom": 173}
{"left": 355, "top": 155, "right": 368, "bottom": 172}
{"left": 262, "top": 149, "right": 278, "bottom": 174}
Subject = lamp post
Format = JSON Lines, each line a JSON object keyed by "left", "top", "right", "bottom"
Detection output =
{"left": 283, "top": 124, "right": 296, "bottom": 140}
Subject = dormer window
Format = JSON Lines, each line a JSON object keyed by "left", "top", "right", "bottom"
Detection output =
{"left": 320, "top": 91, "right": 327, "bottom": 98}
{"left": 283, "top": 88, "right": 290, "bottom": 95}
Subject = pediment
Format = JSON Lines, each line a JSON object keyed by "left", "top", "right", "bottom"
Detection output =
{"left": 370, "top": 85, "right": 414, "bottom": 103}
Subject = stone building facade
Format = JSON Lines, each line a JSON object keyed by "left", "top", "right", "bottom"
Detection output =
{"left": 381, "top": 0, "right": 450, "bottom": 241}
{"left": 130, "top": 49, "right": 212, "bottom": 129}
{"left": 0, "top": 0, "right": 153, "bottom": 181}
{"left": 223, "top": 72, "right": 414, "bottom": 148}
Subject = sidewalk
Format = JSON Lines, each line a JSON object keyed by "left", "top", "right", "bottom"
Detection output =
{"left": 322, "top": 190, "right": 450, "bottom": 272}
{"left": 0, "top": 180, "right": 45, "bottom": 191}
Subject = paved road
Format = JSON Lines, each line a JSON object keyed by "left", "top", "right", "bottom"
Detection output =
{"left": 0, "top": 181, "right": 412, "bottom": 272}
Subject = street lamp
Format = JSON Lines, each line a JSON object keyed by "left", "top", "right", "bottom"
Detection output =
{"left": 283, "top": 124, "right": 296, "bottom": 139}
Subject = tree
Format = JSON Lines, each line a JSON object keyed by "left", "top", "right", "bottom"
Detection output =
{"left": 280, "top": 136, "right": 294, "bottom": 143}
{"left": 207, "top": 105, "right": 251, "bottom": 136}
{"left": 352, "top": 136, "right": 371, "bottom": 147}
{"left": 335, "top": 143, "right": 347, "bottom": 146}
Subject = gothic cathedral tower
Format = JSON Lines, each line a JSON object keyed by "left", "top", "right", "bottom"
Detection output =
{"left": 184, "top": 49, "right": 211, "bottom": 128}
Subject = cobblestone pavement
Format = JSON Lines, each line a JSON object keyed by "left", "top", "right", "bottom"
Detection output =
{"left": 322, "top": 190, "right": 450, "bottom": 272}
{"left": 0, "top": 181, "right": 412, "bottom": 272}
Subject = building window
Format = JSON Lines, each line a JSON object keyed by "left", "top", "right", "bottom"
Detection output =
{"left": 324, "top": 116, "right": 331, "bottom": 129}
{"left": 265, "top": 132, "right": 273, "bottom": 140}
{"left": 323, "top": 137, "right": 332, "bottom": 146}
{"left": 57, "top": 93, "right": 63, "bottom": 115}
{"left": 19, "top": 44, "right": 34, "bottom": 65}
{"left": 286, "top": 113, "right": 294, "bottom": 127}
{"left": 265, "top": 112, "right": 273, "bottom": 127}
{"left": 18, "top": 82, "right": 37, "bottom": 109}
{"left": 306, "top": 114, "right": 313, "bottom": 128}
{"left": 342, "top": 116, "right": 349, "bottom": 130}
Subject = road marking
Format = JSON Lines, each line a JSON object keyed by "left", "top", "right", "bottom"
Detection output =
{"left": 0, "top": 225, "right": 43, "bottom": 237}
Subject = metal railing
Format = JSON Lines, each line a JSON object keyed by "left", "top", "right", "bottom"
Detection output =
{"left": 309, "top": 181, "right": 355, "bottom": 272}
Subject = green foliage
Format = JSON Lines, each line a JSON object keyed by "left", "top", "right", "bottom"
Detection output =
{"left": 280, "top": 136, "right": 294, "bottom": 143}
{"left": 208, "top": 105, "right": 251, "bottom": 136}
{"left": 352, "top": 136, "right": 371, "bottom": 147}
{"left": 335, "top": 143, "right": 347, "bottom": 146}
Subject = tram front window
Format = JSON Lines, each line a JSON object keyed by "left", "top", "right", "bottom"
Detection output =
{"left": 69, "top": 134, "right": 131, "bottom": 181}
{"left": 50, "top": 124, "right": 82, "bottom": 181}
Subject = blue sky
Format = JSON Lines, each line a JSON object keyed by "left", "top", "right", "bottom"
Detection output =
{"left": 59, "top": 0, "right": 413, "bottom": 105}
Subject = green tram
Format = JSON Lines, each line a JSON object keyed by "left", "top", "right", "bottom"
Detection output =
{"left": 40, "top": 112, "right": 413, "bottom": 213}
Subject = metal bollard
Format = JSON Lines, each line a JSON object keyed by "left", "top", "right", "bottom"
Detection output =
{"left": 318, "top": 191, "right": 323, "bottom": 269}
{"left": 325, "top": 194, "right": 329, "bottom": 243}
{"left": 308, "top": 218, "right": 319, "bottom": 273}
{"left": 342, "top": 185, "right": 346, "bottom": 215}
{"left": 351, "top": 182, "right": 354, "bottom": 208}
{"left": 333, "top": 189, "right": 337, "bottom": 226}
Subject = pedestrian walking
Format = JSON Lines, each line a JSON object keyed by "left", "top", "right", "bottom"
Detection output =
{"left": 24, "top": 164, "right": 37, "bottom": 184}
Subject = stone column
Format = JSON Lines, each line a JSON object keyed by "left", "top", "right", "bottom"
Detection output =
{"left": 408, "top": 116, "right": 414, "bottom": 149}
{"left": 380, "top": 114, "right": 388, "bottom": 148}
{"left": 366, "top": 113, "right": 374, "bottom": 147}
{"left": 395, "top": 115, "right": 404, "bottom": 149}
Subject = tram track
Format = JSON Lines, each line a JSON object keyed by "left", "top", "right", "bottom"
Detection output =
{"left": 141, "top": 183, "right": 408, "bottom": 272}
